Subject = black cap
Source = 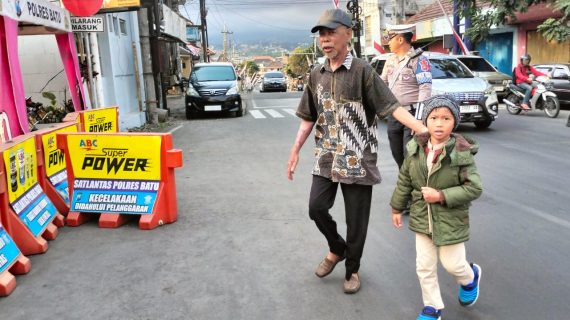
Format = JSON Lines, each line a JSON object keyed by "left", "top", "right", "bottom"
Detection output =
{"left": 311, "top": 9, "right": 352, "bottom": 33}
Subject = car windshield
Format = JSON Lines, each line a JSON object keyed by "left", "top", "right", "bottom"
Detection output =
{"left": 429, "top": 58, "right": 474, "bottom": 79}
{"left": 458, "top": 57, "right": 496, "bottom": 72}
{"left": 191, "top": 66, "right": 236, "bottom": 82}
{"left": 265, "top": 72, "right": 284, "bottom": 78}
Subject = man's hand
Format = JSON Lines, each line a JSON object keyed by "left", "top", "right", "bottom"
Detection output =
{"left": 421, "top": 187, "right": 443, "bottom": 203}
{"left": 287, "top": 149, "right": 299, "bottom": 180}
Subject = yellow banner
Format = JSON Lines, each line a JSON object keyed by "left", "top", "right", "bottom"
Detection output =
{"left": 66, "top": 135, "right": 162, "bottom": 180}
{"left": 83, "top": 107, "right": 118, "bottom": 133}
{"left": 101, "top": 0, "right": 141, "bottom": 9}
{"left": 42, "top": 125, "right": 77, "bottom": 177}
{"left": 3, "top": 138, "right": 39, "bottom": 203}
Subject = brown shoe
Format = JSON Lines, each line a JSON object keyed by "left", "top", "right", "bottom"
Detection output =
{"left": 315, "top": 255, "right": 344, "bottom": 278}
{"left": 343, "top": 273, "right": 361, "bottom": 294}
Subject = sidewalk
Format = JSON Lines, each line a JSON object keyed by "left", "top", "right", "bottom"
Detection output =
{"left": 127, "top": 95, "right": 186, "bottom": 133}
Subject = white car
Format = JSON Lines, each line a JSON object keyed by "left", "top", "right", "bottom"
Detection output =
{"left": 371, "top": 52, "right": 499, "bottom": 129}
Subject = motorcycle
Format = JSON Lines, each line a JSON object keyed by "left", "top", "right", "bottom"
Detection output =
{"left": 504, "top": 75, "right": 560, "bottom": 118}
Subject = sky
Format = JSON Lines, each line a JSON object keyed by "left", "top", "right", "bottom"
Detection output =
{"left": 180, "top": 0, "right": 344, "bottom": 47}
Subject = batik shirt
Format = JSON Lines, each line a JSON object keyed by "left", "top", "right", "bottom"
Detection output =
{"left": 296, "top": 53, "right": 400, "bottom": 185}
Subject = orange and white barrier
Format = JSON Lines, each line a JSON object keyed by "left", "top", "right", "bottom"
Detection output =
{"left": 33, "top": 123, "right": 79, "bottom": 223}
{"left": 56, "top": 132, "right": 183, "bottom": 230}
{"left": 0, "top": 134, "right": 60, "bottom": 255}
{"left": 63, "top": 106, "right": 119, "bottom": 133}
{"left": 0, "top": 222, "right": 30, "bottom": 296}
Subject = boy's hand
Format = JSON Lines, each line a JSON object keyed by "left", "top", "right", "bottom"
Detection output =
{"left": 421, "top": 187, "right": 443, "bottom": 203}
{"left": 391, "top": 209, "right": 403, "bottom": 229}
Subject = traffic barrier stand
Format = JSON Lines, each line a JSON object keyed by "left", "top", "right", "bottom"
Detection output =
{"left": 0, "top": 222, "right": 31, "bottom": 297}
{"left": 56, "top": 132, "right": 183, "bottom": 230}
{"left": 63, "top": 106, "right": 118, "bottom": 133}
{"left": 0, "top": 134, "right": 60, "bottom": 255}
{"left": 33, "top": 123, "right": 79, "bottom": 226}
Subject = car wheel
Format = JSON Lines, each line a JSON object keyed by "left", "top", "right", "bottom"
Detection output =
{"left": 474, "top": 119, "right": 492, "bottom": 129}
{"left": 185, "top": 106, "right": 194, "bottom": 120}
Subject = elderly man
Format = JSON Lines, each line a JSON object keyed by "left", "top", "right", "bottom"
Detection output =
{"left": 287, "top": 9, "right": 427, "bottom": 294}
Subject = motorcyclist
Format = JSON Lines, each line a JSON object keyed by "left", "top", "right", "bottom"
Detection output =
{"left": 514, "top": 54, "right": 547, "bottom": 110}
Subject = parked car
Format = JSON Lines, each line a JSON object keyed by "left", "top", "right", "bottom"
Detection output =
{"left": 185, "top": 62, "right": 243, "bottom": 119}
{"left": 533, "top": 63, "right": 570, "bottom": 107}
{"left": 260, "top": 71, "right": 287, "bottom": 92}
{"left": 455, "top": 55, "right": 512, "bottom": 100}
{"left": 370, "top": 52, "right": 499, "bottom": 129}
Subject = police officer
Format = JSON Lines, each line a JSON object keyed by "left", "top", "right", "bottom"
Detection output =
{"left": 380, "top": 24, "right": 432, "bottom": 169}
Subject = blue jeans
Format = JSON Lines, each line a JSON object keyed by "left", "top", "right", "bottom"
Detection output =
{"left": 518, "top": 82, "right": 537, "bottom": 104}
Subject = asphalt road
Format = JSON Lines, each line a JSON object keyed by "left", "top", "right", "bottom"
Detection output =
{"left": 1, "top": 91, "right": 569, "bottom": 319}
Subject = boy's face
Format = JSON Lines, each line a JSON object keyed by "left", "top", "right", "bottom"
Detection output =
{"left": 426, "top": 107, "right": 455, "bottom": 144}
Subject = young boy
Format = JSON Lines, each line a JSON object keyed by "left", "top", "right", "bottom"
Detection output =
{"left": 390, "top": 95, "right": 483, "bottom": 320}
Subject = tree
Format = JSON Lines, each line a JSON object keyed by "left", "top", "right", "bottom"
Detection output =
{"left": 238, "top": 61, "right": 260, "bottom": 76}
{"left": 284, "top": 46, "right": 315, "bottom": 79}
{"left": 457, "top": 0, "right": 570, "bottom": 44}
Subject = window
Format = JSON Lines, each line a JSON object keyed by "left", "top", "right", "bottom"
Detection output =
{"left": 553, "top": 67, "right": 569, "bottom": 79}
{"left": 191, "top": 66, "right": 236, "bottom": 82}
{"left": 458, "top": 57, "right": 496, "bottom": 72}
{"left": 119, "top": 18, "right": 127, "bottom": 35}
{"left": 429, "top": 59, "right": 474, "bottom": 79}
{"left": 107, "top": 15, "right": 113, "bottom": 32}
{"left": 113, "top": 16, "right": 119, "bottom": 36}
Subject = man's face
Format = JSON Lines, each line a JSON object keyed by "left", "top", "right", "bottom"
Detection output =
{"left": 427, "top": 107, "right": 455, "bottom": 144}
{"left": 318, "top": 26, "right": 351, "bottom": 60}
{"left": 387, "top": 32, "right": 404, "bottom": 52}
{"left": 522, "top": 58, "right": 530, "bottom": 65}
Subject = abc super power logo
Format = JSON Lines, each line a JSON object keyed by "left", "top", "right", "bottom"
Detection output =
{"left": 67, "top": 135, "right": 162, "bottom": 180}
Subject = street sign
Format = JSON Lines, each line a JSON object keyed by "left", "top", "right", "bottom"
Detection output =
{"left": 70, "top": 16, "right": 104, "bottom": 32}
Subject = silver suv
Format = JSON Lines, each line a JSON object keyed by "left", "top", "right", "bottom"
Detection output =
{"left": 455, "top": 55, "right": 512, "bottom": 100}
{"left": 371, "top": 52, "right": 499, "bottom": 129}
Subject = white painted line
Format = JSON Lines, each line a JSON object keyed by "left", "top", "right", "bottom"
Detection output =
{"left": 491, "top": 195, "right": 570, "bottom": 230}
{"left": 265, "top": 109, "right": 284, "bottom": 118}
{"left": 169, "top": 125, "right": 183, "bottom": 133}
{"left": 249, "top": 109, "right": 266, "bottom": 119}
{"left": 283, "top": 109, "right": 297, "bottom": 116}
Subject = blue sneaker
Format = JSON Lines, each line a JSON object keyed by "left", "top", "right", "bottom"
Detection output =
{"left": 459, "top": 263, "right": 481, "bottom": 307}
{"left": 416, "top": 306, "right": 442, "bottom": 320}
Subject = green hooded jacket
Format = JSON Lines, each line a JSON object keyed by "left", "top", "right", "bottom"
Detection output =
{"left": 390, "top": 133, "right": 483, "bottom": 246}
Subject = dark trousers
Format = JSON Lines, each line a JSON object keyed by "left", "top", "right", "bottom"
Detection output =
{"left": 308, "top": 175, "right": 373, "bottom": 280}
{"left": 387, "top": 115, "right": 413, "bottom": 169}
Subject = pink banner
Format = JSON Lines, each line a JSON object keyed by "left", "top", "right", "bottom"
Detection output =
{"left": 56, "top": 33, "right": 87, "bottom": 111}
{"left": 0, "top": 17, "right": 28, "bottom": 136}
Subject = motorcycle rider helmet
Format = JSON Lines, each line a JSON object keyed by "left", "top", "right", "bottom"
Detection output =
{"left": 520, "top": 54, "right": 531, "bottom": 64}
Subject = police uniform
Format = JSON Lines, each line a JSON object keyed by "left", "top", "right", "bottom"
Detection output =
{"left": 380, "top": 24, "right": 432, "bottom": 169}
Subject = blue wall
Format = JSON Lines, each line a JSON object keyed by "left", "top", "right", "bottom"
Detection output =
{"left": 477, "top": 32, "right": 514, "bottom": 75}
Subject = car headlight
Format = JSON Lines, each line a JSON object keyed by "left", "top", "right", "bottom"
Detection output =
{"left": 484, "top": 85, "right": 494, "bottom": 96}
{"left": 186, "top": 85, "right": 200, "bottom": 97}
{"left": 226, "top": 86, "right": 238, "bottom": 95}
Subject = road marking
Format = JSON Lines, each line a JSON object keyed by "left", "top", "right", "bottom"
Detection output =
{"left": 283, "top": 109, "right": 297, "bottom": 116}
{"left": 265, "top": 109, "right": 284, "bottom": 118}
{"left": 169, "top": 125, "right": 183, "bottom": 133}
{"left": 492, "top": 195, "right": 570, "bottom": 230}
{"left": 249, "top": 110, "right": 266, "bottom": 119}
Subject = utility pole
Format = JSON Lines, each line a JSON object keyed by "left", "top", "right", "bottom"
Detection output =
{"left": 200, "top": 0, "right": 209, "bottom": 62}
{"left": 347, "top": 0, "right": 362, "bottom": 57}
{"left": 221, "top": 25, "right": 233, "bottom": 62}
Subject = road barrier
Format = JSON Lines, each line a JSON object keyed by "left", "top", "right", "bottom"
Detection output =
{"left": 56, "top": 132, "right": 183, "bottom": 229}
{"left": 34, "top": 123, "right": 79, "bottom": 224}
{"left": 0, "top": 134, "right": 59, "bottom": 255}
{"left": 0, "top": 222, "right": 30, "bottom": 296}
{"left": 63, "top": 106, "right": 119, "bottom": 133}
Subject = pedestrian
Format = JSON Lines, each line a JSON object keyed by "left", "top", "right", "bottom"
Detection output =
{"left": 380, "top": 24, "right": 432, "bottom": 170}
{"left": 390, "top": 95, "right": 483, "bottom": 320}
{"left": 286, "top": 8, "right": 427, "bottom": 294}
